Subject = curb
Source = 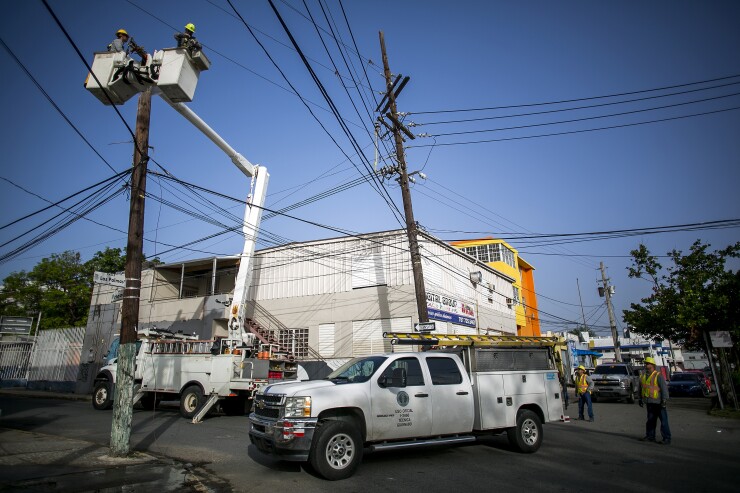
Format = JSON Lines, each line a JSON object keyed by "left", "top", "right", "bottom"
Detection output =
{"left": 0, "top": 388, "right": 91, "bottom": 402}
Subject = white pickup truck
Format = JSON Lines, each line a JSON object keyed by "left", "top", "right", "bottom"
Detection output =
{"left": 249, "top": 333, "right": 564, "bottom": 480}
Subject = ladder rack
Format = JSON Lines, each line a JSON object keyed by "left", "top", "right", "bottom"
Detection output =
{"left": 383, "top": 332, "right": 562, "bottom": 348}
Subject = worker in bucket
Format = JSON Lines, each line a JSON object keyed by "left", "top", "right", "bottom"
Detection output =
{"left": 174, "top": 23, "right": 202, "bottom": 55}
{"left": 108, "top": 29, "right": 129, "bottom": 53}
{"left": 575, "top": 365, "right": 594, "bottom": 422}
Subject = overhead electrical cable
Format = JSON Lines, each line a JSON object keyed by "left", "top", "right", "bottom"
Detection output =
{"left": 410, "top": 73, "right": 740, "bottom": 115}
{"left": 413, "top": 80, "right": 740, "bottom": 125}
{"left": 410, "top": 105, "right": 740, "bottom": 147}
{"left": 0, "top": 36, "right": 118, "bottom": 173}
{"left": 227, "top": 0, "right": 403, "bottom": 225}
{"left": 426, "top": 91, "right": 740, "bottom": 137}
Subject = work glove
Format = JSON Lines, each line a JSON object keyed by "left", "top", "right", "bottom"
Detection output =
{"left": 638, "top": 400, "right": 644, "bottom": 408}
{"left": 661, "top": 400, "right": 667, "bottom": 408}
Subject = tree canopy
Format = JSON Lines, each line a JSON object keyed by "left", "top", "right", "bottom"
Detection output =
{"left": 623, "top": 240, "right": 740, "bottom": 350}
{"left": 0, "top": 247, "right": 128, "bottom": 330}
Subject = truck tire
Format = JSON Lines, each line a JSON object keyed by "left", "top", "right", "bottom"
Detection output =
{"left": 507, "top": 410, "right": 542, "bottom": 453}
{"left": 180, "top": 385, "right": 204, "bottom": 419}
{"left": 92, "top": 381, "right": 113, "bottom": 410}
{"left": 626, "top": 386, "right": 636, "bottom": 404}
{"left": 309, "top": 419, "right": 363, "bottom": 480}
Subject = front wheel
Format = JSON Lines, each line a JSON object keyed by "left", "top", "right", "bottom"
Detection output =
{"left": 507, "top": 409, "right": 543, "bottom": 453}
{"left": 92, "top": 381, "right": 113, "bottom": 410}
{"left": 309, "top": 420, "right": 363, "bottom": 480}
{"left": 627, "top": 386, "right": 636, "bottom": 404}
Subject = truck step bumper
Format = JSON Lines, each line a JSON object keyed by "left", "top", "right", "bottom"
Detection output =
{"left": 370, "top": 435, "right": 476, "bottom": 452}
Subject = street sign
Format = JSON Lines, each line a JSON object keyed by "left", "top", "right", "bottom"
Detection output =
{"left": 414, "top": 322, "right": 436, "bottom": 333}
{"left": 93, "top": 271, "right": 125, "bottom": 288}
{"left": 0, "top": 316, "right": 34, "bottom": 335}
{"left": 111, "top": 289, "right": 124, "bottom": 303}
{"left": 710, "top": 331, "right": 733, "bottom": 348}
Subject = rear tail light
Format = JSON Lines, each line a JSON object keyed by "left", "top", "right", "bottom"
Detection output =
{"left": 268, "top": 371, "right": 283, "bottom": 379}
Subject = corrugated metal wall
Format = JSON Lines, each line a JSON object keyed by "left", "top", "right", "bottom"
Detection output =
{"left": 28, "top": 327, "right": 85, "bottom": 381}
{"left": 0, "top": 327, "right": 85, "bottom": 382}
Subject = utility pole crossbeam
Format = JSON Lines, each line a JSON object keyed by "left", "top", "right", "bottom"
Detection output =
{"left": 599, "top": 262, "right": 622, "bottom": 363}
{"left": 110, "top": 88, "right": 152, "bottom": 457}
{"left": 378, "top": 31, "right": 428, "bottom": 324}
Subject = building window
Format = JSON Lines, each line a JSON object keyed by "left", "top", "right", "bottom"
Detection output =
{"left": 279, "top": 329, "right": 309, "bottom": 359}
{"left": 513, "top": 286, "right": 520, "bottom": 305}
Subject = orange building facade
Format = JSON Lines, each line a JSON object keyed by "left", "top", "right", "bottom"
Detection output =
{"left": 449, "top": 238, "right": 541, "bottom": 336}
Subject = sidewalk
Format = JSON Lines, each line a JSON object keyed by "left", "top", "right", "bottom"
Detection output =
{"left": 0, "top": 390, "right": 232, "bottom": 492}
{"left": 0, "top": 387, "right": 90, "bottom": 402}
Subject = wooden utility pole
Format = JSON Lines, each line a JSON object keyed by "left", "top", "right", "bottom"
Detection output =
{"left": 599, "top": 262, "right": 622, "bottom": 362}
{"left": 379, "top": 32, "right": 428, "bottom": 324}
{"left": 110, "top": 87, "right": 151, "bottom": 456}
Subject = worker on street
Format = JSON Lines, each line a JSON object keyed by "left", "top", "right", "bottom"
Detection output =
{"left": 108, "top": 29, "right": 129, "bottom": 53}
{"left": 175, "top": 23, "right": 202, "bottom": 55}
{"left": 575, "top": 365, "right": 594, "bottom": 421}
{"left": 639, "top": 356, "right": 672, "bottom": 444}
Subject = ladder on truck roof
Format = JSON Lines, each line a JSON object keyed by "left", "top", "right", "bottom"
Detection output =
{"left": 383, "top": 332, "right": 562, "bottom": 348}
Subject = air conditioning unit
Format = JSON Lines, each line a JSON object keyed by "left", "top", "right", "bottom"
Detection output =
{"left": 506, "top": 298, "right": 513, "bottom": 307}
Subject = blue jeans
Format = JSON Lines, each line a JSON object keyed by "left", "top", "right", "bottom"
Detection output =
{"left": 646, "top": 403, "right": 671, "bottom": 441}
{"left": 578, "top": 391, "right": 593, "bottom": 419}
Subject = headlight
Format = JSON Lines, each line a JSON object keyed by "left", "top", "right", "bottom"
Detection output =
{"left": 284, "top": 397, "right": 312, "bottom": 418}
{"left": 620, "top": 381, "right": 626, "bottom": 388}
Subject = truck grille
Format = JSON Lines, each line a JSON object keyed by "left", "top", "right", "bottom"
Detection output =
{"left": 253, "top": 393, "right": 284, "bottom": 420}
{"left": 254, "top": 407, "right": 281, "bottom": 419}
{"left": 258, "top": 393, "right": 285, "bottom": 405}
{"left": 596, "top": 381, "right": 619, "bottom": 386}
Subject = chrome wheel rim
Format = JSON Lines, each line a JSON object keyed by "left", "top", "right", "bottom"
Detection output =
{"left": 325, "top": 433, "right": 355, "bottom": 470}
{"left": 95, "top": 387, "right": 108, "bottom": 405}
{"left": 521, "top": 418, "right": 538, "bottom": 446}
{"left": 184, "top": 394, "right": 198, "bottom": 412}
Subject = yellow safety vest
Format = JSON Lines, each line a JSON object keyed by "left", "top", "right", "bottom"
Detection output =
{"left": 641, "top": 371, "right": 660, "bottom": 399}
{"left": 576, "top": 374, "right": 589, "bottom": 395}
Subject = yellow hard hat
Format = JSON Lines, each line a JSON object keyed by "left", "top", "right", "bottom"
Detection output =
{"left": 185, "top": 23, "right": 196, "bottom": 33}
{"left": 645, "top": 356, "right": 656, "bottom": 365}
{"left": 116, "top": 29, "right": 128, "bottom": 37}
{"left": 577, "top": 365, "right": 586, "bottom": 371}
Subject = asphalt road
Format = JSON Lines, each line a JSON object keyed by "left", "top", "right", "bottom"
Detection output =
{"left": 1, "top": 394, "right": 738, "bottom": 492}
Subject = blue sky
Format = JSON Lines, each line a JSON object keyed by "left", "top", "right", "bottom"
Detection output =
{"left": 1, "top": 0, "right": 739, "bottom": 336}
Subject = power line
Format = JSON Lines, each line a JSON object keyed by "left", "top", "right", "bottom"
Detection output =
{"left": 226, "top": 0, "right": 404, "bottom": 225}
{"left": 409, "top": 105, "right": 740, "bottom": 148}
{"left": 0, "top": 35, "right": 118, "bottom": 173}
{"left": 409, "top": 73, "right": 740, "bottom": 115}
{"left": 413, "top": 80, "right": 740, "bottom": 126}
{"left": 426, "top": 91, "right": 740, "bottom": 137}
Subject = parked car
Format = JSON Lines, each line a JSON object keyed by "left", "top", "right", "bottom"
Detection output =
{"left": 590, "top": 363, "right": 639, "bottom": 403}
{"left": 668, "top": 373, "right": 709, "bottom": 397}
{"left": 682, "top": 369, "right": 711, "bottom": 392}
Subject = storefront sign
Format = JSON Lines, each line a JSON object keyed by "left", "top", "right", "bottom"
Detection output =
{"left": 426, "top": 292, "right": 476, "bottom": 328}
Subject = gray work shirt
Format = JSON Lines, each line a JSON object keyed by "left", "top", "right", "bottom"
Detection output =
{"left": 108, "top": 38, "right": 126, "bottom": 53}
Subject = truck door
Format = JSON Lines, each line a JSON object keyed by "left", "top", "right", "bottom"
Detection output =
{"left": 370, "top": 356, "right": 432, "bottom": 441}
{"left": 425, "top": 356, "right": 474, "bottom": 435}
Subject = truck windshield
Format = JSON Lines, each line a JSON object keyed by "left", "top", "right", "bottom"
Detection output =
{"left": 327, "top": 356, "right": 387, "bottom": 384}
{"left": 594, "top": 365, "right": 628, "bottom": 375}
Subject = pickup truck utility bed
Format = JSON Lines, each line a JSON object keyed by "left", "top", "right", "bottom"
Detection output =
{"left": 249, "top": 333, "right": 565, "bottom": 479}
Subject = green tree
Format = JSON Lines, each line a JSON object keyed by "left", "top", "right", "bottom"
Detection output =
{"left": 0, "top": 247, "right": 129, "bottom": 330}
{"left": 623, "top": 240, "right": 740, "bottom": 350}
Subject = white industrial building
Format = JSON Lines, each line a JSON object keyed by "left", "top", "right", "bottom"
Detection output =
{"left": 77, "top": 230, "right": 518, "bottom": 392}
